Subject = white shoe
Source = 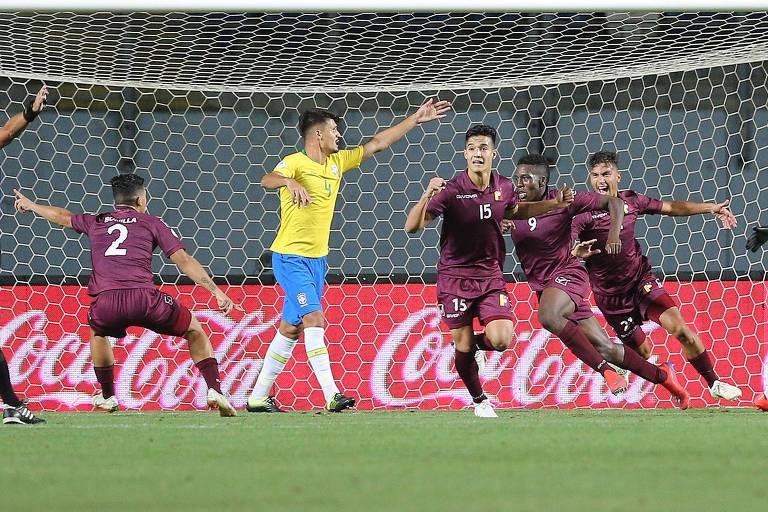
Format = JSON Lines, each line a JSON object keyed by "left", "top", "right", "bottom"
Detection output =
{"left": 474, "top": 350, "right": 486, "bottom": 374}
{"left": 709, "top": 380, "right": 742, "bottom": 401}
{"left": 92, "top": 394, "right": 119, "bottom": 412}
{"left": 206, "top": 389, "right": 237, "bottom": 417}
{"left": 473, "top": 400, "right": 498, "bottom": 418}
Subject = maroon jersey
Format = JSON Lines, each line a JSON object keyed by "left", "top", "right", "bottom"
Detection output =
{"left": 571, "top": 190, "right": 663, "bottom": 296}
{"left": 71, "top": 206, "right": 185, "bottom": 296}
{"left": 509, "top": 189, "right": 603, "bottom": 292}
{"left": 426, "top": 170, "right": 518, "bottom": 279}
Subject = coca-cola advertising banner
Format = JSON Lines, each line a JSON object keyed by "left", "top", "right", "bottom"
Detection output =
{"left": 1, "top": 282, "right": 765, "bottom": 411}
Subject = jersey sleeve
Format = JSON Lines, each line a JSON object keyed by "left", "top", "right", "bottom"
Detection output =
{"left": 271, "top": 158, "right": 296, "bottom": 180}
{"left": 70, "top": 213, "right": 97, "bottom": 235}
{"left": 569, "top": 191, "right": 604, "bottom": 215}
{"left": 571, "top": 213, "right": 589, "bottom": 241}
{"left": 636, "top": 193, "right": 664, "bottom": 215}
{"left": 425, "top": 185, "right": 452, "bottom": 219}
{"left": 505, "top": 182, "right": 519, "bottom": 210}
{"left": 338, "top": 146, "right": 365, "bottom": 174}
{"left": 152, "top": 218, "right": 186, "bottom": 258}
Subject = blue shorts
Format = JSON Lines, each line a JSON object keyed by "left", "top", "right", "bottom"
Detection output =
{"left": 272, "top": 252, "right": 327, "bottom": 325}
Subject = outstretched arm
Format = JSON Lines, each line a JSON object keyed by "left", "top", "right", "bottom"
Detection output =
{"left": 362, "top": 98, "right": 451, "bottom": 161}
{"left": 404, "top": 177, "right": 445, "bottom": 233}
{"left": 661, "top": 199, "right": 737, "bottom": 229}
{"left": 14, "top": 189, "right": 73, "bottom": 228}
{"left": 170, "top": 250, "right": 243, "bottom": 315}
{"left": 505, "top": 185, "right": 574, "bottom": 219}
{"left": 0, "top": 86, "right": 48, "bottom": 149}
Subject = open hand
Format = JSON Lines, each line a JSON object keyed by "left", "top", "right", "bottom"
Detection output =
{"left": 286, "top": 179, "right": 311, "bottom": 208}
{"left": 711, "top": 200, "right": 737, "bottom": 229}
{"left": 13, "top": 189, "right": 34, "bottom": 212}
{"left": 32, "top": 85, "right": 48, "bottom": 113}
{"left": 412, "top": 98, "right": 452, "bottom": 125}
{"left": 572, "top": 239, "right": 601, "bottom": 259}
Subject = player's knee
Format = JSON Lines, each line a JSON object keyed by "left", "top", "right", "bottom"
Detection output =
{"left": 487, "top": 332, "right": 510, "bottom": 351}
{"left": 302, "top": 310, "right": 325, "bottom": 328}
{"left": 279, "top": 322, "right": 301, "bottom": 339}
{"left": 669, "top": 324, "right": 695, "bottom": 346}
{"left": 592, "top": 335, "right": 620, "bottom": 360}
{"left": 537, "top": 311, "right": 561, "bottom": 334}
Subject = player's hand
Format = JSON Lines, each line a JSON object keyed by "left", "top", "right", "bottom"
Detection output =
{"left": 501, "top": 219, "right": 514, "bottom": 233}
{"left": 711, "top": 200, "right": 737, "bottom": 230}
{"left": 412, "top": 98, "right": 452, "bottom": 125}
{"left": 572, "top": 239, "right": 601, "bottom": 259}
{"left": 746, "top": 225, "right": 768, "bottom": 252}
{"left": 423, "top": 177, "right": 446, "bottom": 199}
{"left": 555, "top": 184, "right": 574, "bottom": 207}
{"left": 32, "top": 85, "right": 48, "bottom": 113}
{"left": 13, "top": 189, "right": 34, "bottom": 212}
{"left": 285, "top": 179, "right": 311, "bottom": 208}
{"left": 605, "top": 237, "right": 622, "bottom": 255}
{"left": 216, "top": 291, "right": 244, "bottom": 316}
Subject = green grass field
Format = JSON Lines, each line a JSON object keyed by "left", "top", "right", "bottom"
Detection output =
{"left": 3, "top": 409, "right": 766, "bottom": 512}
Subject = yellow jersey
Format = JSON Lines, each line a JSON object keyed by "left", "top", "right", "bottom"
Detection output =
{"left": 269, "top": 146, "right": 365, "bottom": 258}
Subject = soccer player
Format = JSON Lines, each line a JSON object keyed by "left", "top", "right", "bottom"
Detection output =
{"left": 405, "top": 125, "right": 574, "bottom": 417}
{"left": 746, "top": 225, "right": 768, "bottom": 410}
{"left": 14, "top": 174, "right": 240, "bottom": 416}
{"left": 571, "top": 151, "right": 742, "bottom": 403}
{"left": 247, "top": 99, "right": 452, "bottom": 413}
{"left": 508, "top": 154, "right": 690, "bottom": 408}
{"left": 1, "top": 85, "right": 48, "bottom": 425}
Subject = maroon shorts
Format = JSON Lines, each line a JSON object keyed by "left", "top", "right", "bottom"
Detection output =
{"left": 437, "top": 275, "right": 513, "bottom": 330}
{"left": 594, "top": 272, "right": 676, "bottom": 341}
{"left": 537, "top": 265, "right": 594, "bottom": 322}
{"left": 88, "top": 288, "right": 193, "bottom": 339}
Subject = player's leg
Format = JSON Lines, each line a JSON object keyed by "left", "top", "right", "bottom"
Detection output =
{"left": 1, "top": 348, "right": 45, "bottom": 425}
{"left": 90, "top": 330, "right": 120, "bottom": 412}
{"left": 474, "top": 283, "right": 515, "bottom": 352}
{"left": 651, "top": 303, "right": 741, "bottom": 401}
{"left": 452, "top": 325, "right": 496, "bottom": 418}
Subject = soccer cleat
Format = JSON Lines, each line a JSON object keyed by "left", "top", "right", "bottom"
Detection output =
{"left": 604, "top": 369, "right": 628, "bottom": 395}
{"left": 709, "top": 380, "right": 742, "bottom": 401}
{"left": 206, "top": 389, "right": 237, "bottom": 417}
{"left": 754, "top": 393, "right": 768, "bottom": 412}
{"left": 246, "top": 396, "right": 284, "bottom": 413}
{"left": 3, "top": 401, "right": 46, "bottom": 425}
{"left": 659, "top": 362, "right": 690, "bottom": 410}
{"left": 473, "top": 400, "right": 498, "bottom": 418}
{"left": 608, "top": 363, "right": 631, "bottom": 386}
{"left": 326, "top": 392, "right": 355, "bottom": 412}
{"left": 92, "top": 394, "right": 119, "bottom": 412}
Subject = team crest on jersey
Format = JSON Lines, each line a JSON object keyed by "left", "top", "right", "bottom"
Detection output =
{"left": 276, "top": 160, "right": 287, "bottom": 169}
{"left": 499, "top": 293, "right": 508, "bottom": 306}
{"left": 330, "top": 164, "right": 339, "bottom": 176}
{"left": 494, "top": 190, "right": 502, "bottom": 201}
{"left": 297, "top": 292, "right": 308, "bottom": 306}
{"left": 623, "top": 202, "right": 629, "bottom": 214}
{"left": 643, "top": 283, "right": 653, "bottom": 293}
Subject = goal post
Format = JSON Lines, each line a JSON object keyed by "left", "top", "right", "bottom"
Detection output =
{"left": 0, "top": 11, "right": 766, "bottom": 411}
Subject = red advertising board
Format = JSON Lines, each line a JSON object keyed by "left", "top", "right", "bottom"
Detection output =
{"left": 1, "top": 282, "right": 765, "bottom": 411}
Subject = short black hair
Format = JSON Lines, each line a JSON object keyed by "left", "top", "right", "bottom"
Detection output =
{"left": 465, "top": 124, "right": 498, "bottom": 147}
{"left": 588, "top": 150, "right": 618, "bottom": 170}
{"left": 110, "top": 173, "right": 145, "bottom": 205}
{"left": 298, "top": 109, "right": 340, "bottom": 138}
{"left": 516, "top": 153, "right": 551, "bottom": 182}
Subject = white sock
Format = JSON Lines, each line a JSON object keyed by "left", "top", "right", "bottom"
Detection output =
{"left": 304, "top": 327, "right": 339, "bottom": 402}
{"left": 249, "top": 331, "right": 298, "bottom": 401}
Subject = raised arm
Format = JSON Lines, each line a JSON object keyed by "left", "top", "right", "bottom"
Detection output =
{"left": 170, "top": 249, "right": 242, "bottom": 315}
{"left": 599, "top": 195, "right": 625, "bottom": 254}
{"left": 661, "top": 199, "right": 737, "bottom": 229}
{"left": 0, "top": 86, "right": 48, "bottom": 149}
{"left": 14, "top": 189, "right": 73, "bottom": 228}
{"left": 505, "top": 185, "right": 574, "bottom": 219}
{"left": 362, "top": 99, "right": 451, "bottom": 161}
{"left": 404, "top": 177, "right": 445, "bottom": 233}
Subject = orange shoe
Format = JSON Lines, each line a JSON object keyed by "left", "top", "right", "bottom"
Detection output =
{"left": 604, "top": 369, "right": 627, "bottom": 396}
{"left": 754, "top": 393, "right": 768, "bottom": 412}
{"left": 659, "top": 362, "right": 690, "bottom": 410}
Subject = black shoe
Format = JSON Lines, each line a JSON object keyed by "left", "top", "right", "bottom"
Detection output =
{"left": 326, "top": 393, "right": 355, "bottom": 412}
{"left": 3, "top": 401, "right": 46, "bottom": 425}
{"left": 246, "top": 396, "right": 284, "bottom": 413}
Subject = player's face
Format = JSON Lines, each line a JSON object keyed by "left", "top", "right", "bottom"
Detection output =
{"left": 318, "top": 119, "right": 341, "bottom": 154}
{"left": 515, "top": 164, "right": 547, "bottom": 201}
{"left": 464, "top": 135, "right": 496, "bottom": 174}
{"left": 589, "top": 163, "right": 620, "bottom": 197}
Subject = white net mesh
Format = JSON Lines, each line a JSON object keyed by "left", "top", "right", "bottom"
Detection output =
{"left": 0, "top": 11, "right": 766, "bottom": 411}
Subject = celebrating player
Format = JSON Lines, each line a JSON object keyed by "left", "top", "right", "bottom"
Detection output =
{"left": 14, "top": 174, "right": 240, "bottom": 416}
{"left": 1, "top": 85, "right": 49, "bottom": 426}
{"left": 248, "top": 99, "right": 452, "bottom": 413}
{"left": 571, "top": 151, "right": 741, "bottom": 402}
{"left": 405, "top": 125, "right": 574, "bottom": 417}
{"left": 507, "top": 154, "right": 690, "bottom": 408}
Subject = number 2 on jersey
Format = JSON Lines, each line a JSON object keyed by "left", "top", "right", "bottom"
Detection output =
{"left": 105, "top": 224, "right": 128, "bottom": 256}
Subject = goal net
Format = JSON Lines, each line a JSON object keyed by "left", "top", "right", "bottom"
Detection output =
{"left": 1, "top": 11, "right": 766, "bottom": 411}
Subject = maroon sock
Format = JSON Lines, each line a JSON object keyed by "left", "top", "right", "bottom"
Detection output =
{"left": 623, "top": 328, "right": 646, "bottom": 353}
{"left": 195, "top": 357, "right": 222, "bottom": 393}
{"left": 454, "top": 350, "right": 486, "bottom": 403}
{"left": 688, "top": 350, "right": 718, "bottom": 387}
{"left": 621, "top": 347, "right": 667, "bottom": 384}
{"left": 473, "top": 333, "right": 496, "bottom": 352}
{"left": 559, "top": 321, "right": 610, "bottom": 375}
{"left": 94, "top": 365, "right": 115, "bottom": 399}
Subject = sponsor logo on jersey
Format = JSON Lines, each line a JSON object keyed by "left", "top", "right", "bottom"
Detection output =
{"left": 456, "top": 194, "right": 478, "bottom": 199}
{"left": 554, "top": 276, "right": 570, "bottom": 286}
{"left": 591, "top": 212, "right": 608, "bottom": 219}
{"left": 330, "top": 164, "right": 339, "bottom": 176}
